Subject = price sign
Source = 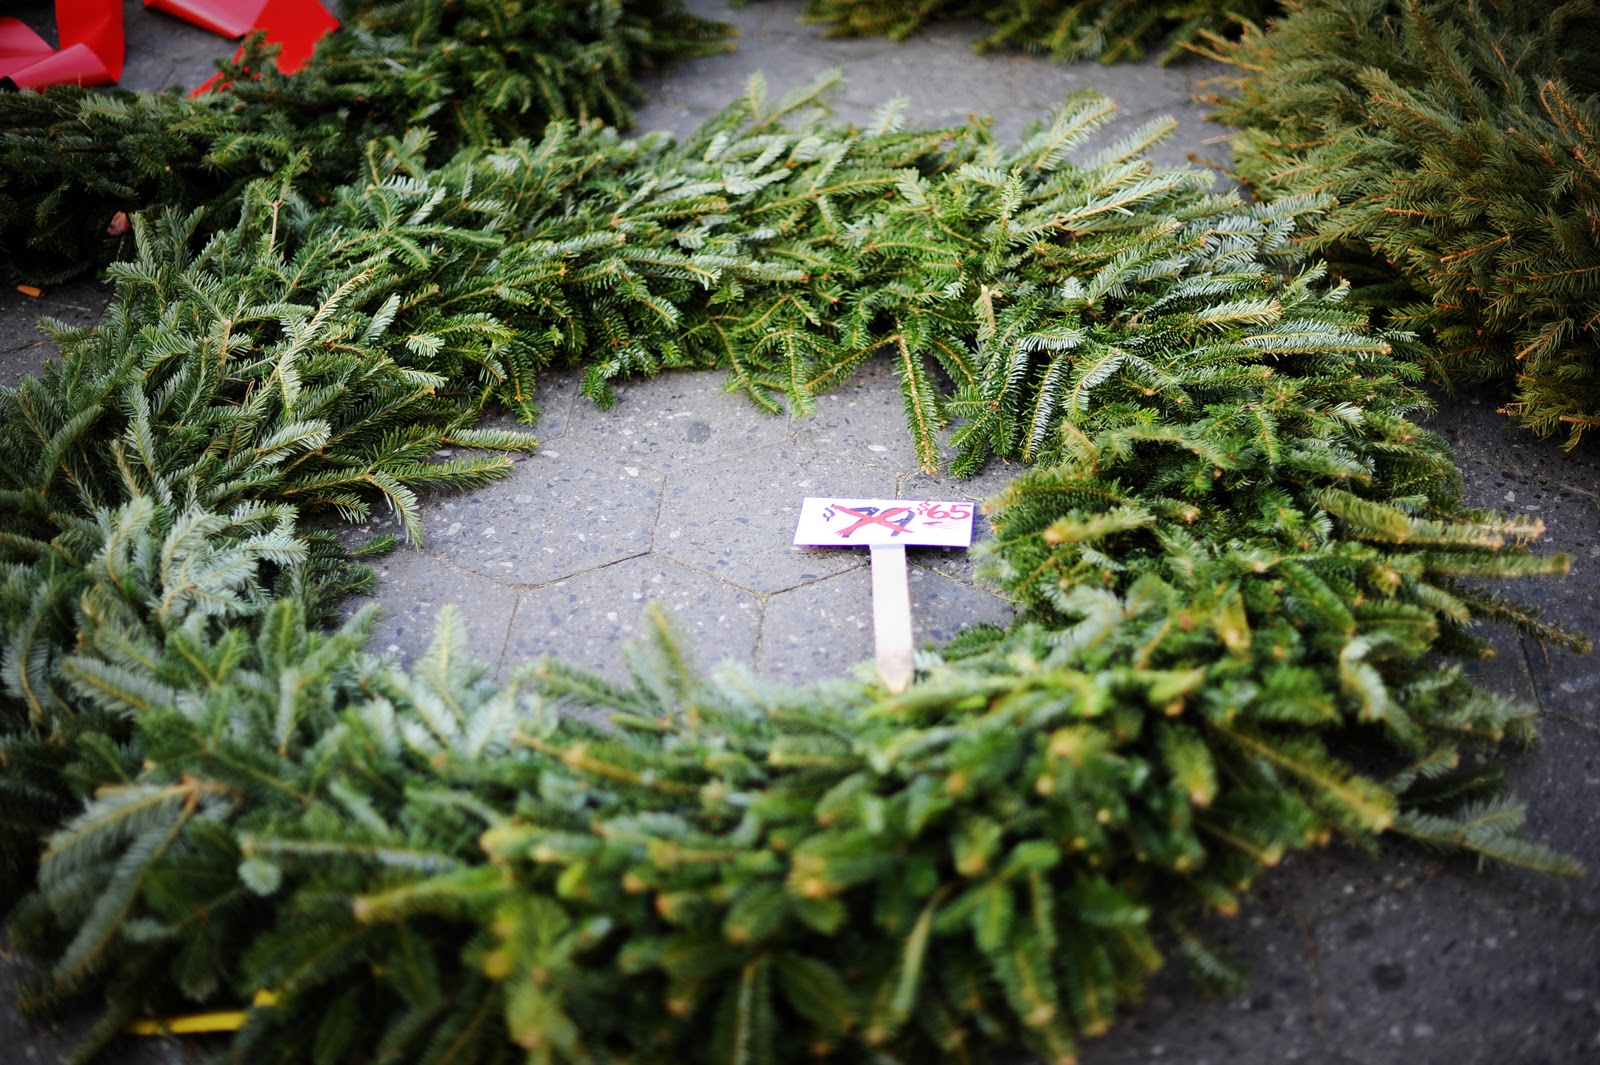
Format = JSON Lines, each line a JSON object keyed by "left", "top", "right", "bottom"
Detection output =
{"left": 792, "top": 497, "right": 975, "bottom": 549}
{"left": 792, "top": 497, "right": 975, "bottom": 694}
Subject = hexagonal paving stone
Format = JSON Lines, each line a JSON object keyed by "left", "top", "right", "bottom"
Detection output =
{"left": 562, "top": 368, "right": 793, "bottom": 470}
{"left": 352, "top": 550, "right": 520, "bottom": 669}
{"left": 1085, "top": 906, "right": 1322, "bottom": 1065}
{"left": 1433, "top": 389, "right": 1600, "bottom": 730}
{"left": 0, "top": 345, "right": 48, "bottom": 389}
{"left": 1, "top": 279, "right": 111, "bottom": 386}
{"left": 1009, "top": 53, "right": 1225, "bottom": 170}
{"left": 634, "top": 10, "right": 859, "bottom": 138}
{"left": 1314, "top": 876, "right": 1600, "bottom": 1064}
{"left": 654, "top": 442, "right": 896, "bottom": 594}
{"left": 502, "top": 554, "right": 761, "bottom": 680}
{"left": 418, "top": 441, "right": 662, "bottom": 583}
{"left": 792, "top": 357, "right": 928, "bottom": 473}
{"left": 756, "top": 570, "right": 875, "bottom": 684}
{"left": 758, "top": 564, "right": 1013, "bottom": 684}
{"left": 1499, "top": 716, "right": 1600, "bottom": 919}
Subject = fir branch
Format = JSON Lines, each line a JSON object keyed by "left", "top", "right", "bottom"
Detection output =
{"left": 800, "top": 0, "right": 1279, "bottom": 64}
{"left": 1212, "top": 0, "right": 1600, "bottom": 442}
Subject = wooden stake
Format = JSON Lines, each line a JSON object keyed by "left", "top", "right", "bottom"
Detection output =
{"left": 870, "top": 544, "right": 913, "bottom": 693}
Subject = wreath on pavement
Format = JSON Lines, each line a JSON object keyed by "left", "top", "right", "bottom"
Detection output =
{"left": 0, "top": 3, "right": 1587, "bottom": 1063}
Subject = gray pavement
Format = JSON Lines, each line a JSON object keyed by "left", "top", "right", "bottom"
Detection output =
{"left": 3, "top": 2, "right": 1599, "bottom": 1063}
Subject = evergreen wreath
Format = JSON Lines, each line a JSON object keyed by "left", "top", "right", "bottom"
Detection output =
{"left": 1206, "top": 0, "right": 1600, "bottom": 443}
{"left": 0, "top": 0, "right": 736, "bottom": 284}
{"left": 792, "top": 0, "right": 1280, "bottom": 64}
{"left": 0, "top": 4, "right": 1588, "bottom": 1064}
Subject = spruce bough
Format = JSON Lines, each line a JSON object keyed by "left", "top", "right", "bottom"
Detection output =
{"left": 795, "top": 0, "right": 1279, "bottom": 64}
{"left": 0, "top": 62, "right": 1586, "bottom": 1065}
{"left": 1208, "top": 0, "right": 1600, "bottom": 443}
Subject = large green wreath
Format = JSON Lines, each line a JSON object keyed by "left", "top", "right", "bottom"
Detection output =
{"left": 0, "top": 2, "right": 1586, "bottom": 1063}
{"left": 1209, "top": 0, "right": 1600, "bottom": 443}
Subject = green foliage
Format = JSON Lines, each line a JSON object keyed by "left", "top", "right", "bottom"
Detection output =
{"left": 14, "top": 581, "right": 1579, "bottom": 1064}
{"left": 1209, "top": 0, "right": 1600, "bottom": 443}
{"left": 0, "top": 0, "right": 734, "bottom": 282}
{"left": 0, "top": 54, "right": 1586, "bottom": 1065}
{"left": 797, "top": 0, "right": 1278, "bottom": 63}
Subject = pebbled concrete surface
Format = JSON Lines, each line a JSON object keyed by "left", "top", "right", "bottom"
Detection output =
{"left": 3, "top": 2, "right": 1599, "bottom": 1064}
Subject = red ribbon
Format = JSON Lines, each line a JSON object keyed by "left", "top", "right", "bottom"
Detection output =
{"left": 147, "top": 0, "right": 277, "bottom": 38}
{"left": 0, "top": 1, "right": 123, "bottom": 90}
{"left": 0, "top": 0, "right": 337, "bottom": 92}
{"left": 149, "top": 0, "right": 340, "bottom": 92}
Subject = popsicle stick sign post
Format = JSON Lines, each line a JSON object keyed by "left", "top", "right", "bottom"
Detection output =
{"left": 793, "top": 497, "right": 975, "bottom": 692}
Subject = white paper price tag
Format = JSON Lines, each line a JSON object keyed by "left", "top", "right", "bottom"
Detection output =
{"left": 792, "top": 497, "right": 975, "bottom": 548}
